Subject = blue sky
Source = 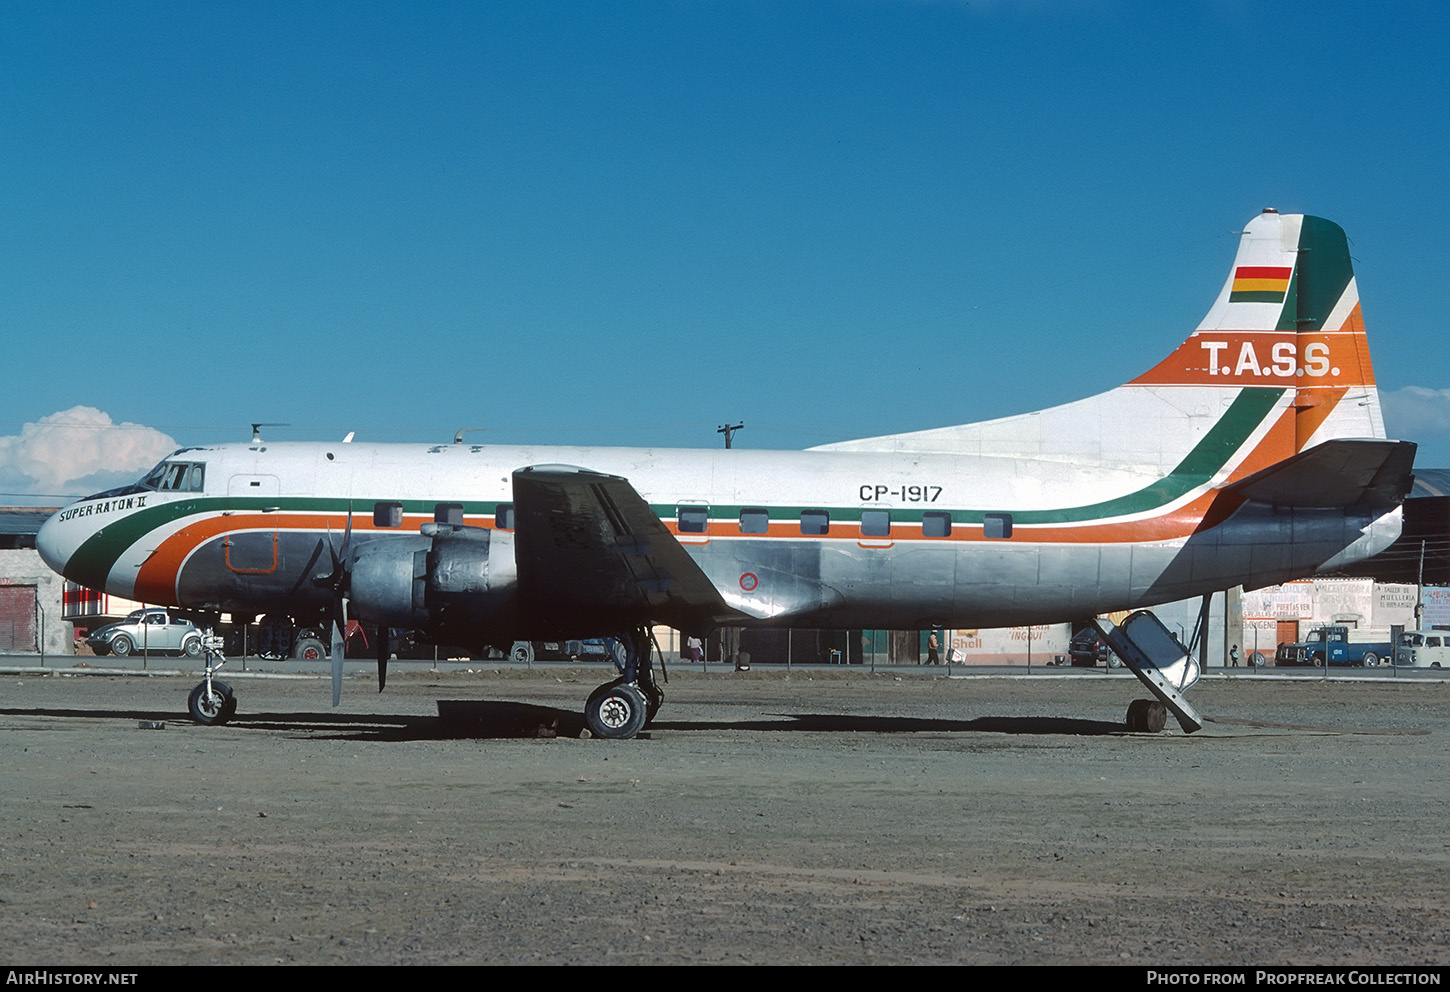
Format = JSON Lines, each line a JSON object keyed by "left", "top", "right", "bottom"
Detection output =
{"left": 3, "top": 1, "right": 1449, "bottom": 496}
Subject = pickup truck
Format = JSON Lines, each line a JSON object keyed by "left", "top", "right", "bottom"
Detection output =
{"left": 1275, "top": 625, "right": 1395, "bottom": 667}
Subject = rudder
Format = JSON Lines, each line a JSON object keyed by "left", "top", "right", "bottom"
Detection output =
{"left": 1129, "top": 209, "right": 1384, "bottom": 452}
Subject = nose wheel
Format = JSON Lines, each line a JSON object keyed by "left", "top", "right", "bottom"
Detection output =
{"left": 187, "top": 630, "right": 237, "bottom": 725}
{"left": 188, "top": 679, "right": 237, "bottom": 725}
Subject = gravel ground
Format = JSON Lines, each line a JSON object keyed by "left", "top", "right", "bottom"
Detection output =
{"left": 1, "top": 667, "right": 1448, "bottom": 966}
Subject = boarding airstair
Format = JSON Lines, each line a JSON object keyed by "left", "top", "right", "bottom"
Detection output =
{"left": 1093, "top": 611, "right": 1204, "bottom": 734}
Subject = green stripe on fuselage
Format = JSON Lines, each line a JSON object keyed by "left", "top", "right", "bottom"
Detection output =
{"left": 64, "top": 496, "right": 522, "bottom": 592}
{"left": 1002, "top": 386, "right": 1283, "bottom": 526}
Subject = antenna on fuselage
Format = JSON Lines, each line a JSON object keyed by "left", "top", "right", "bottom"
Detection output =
{"left": 250, "top": 422, "right": 291, "bottom": 443}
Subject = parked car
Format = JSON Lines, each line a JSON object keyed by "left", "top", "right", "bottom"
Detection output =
{"left": 87, "top": 609, "right": 204, "bottom": 658}
{"left": 1068, "top": 628, "right": 1121, "bottom": 667}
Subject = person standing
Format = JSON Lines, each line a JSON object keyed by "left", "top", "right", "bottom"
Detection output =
{"left": 927, "top": 631, "right": 940, "bottom": 665}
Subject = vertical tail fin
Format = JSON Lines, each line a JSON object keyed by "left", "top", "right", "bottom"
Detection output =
{"left": 1130, "top": 209, "right": 1385, "bottom": 452}
{"left": 812, "top": 210, "right": 1385, "bottom": 476}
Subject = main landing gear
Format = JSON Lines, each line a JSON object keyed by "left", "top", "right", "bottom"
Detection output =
{"left": 187, "top": 630, "right": 237, "bottom": 726}
{"left": 583, "top": 627, "right": 663, "bottom": 740}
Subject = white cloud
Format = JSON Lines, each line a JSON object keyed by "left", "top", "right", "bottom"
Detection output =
{"left": 0, "top": 407, "right": 178, "bottom": 496}
{"left": 1381, "top": 386, "right": 1450, "bottom": 439}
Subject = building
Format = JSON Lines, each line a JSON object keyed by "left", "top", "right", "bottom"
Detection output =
{"left": 0, "top": 507, "right": 71, "bottom": 655}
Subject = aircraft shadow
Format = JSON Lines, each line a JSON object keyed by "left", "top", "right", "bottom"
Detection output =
{"left": 281, "top": 704, "right": 1128, "bottom": 740}
{"left": 0, "top": 703, "right": 1127, "bottom": 741}
{"left": 655, "top": 714, "right": 1127, "bottom": 736}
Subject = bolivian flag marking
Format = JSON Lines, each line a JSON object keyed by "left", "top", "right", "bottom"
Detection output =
{"left": 1229, "top": 265, "right": 1292, "bottom": 304}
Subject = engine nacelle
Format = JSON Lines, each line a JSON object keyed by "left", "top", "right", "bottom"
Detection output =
{"left": 347, "top": 524, "right": 518, "bottom": 641}
{"left": 424, "top": 523, "right": 518, "bottom": 634}
{"left": 348, "top": 536, "right": 429, "bottom": 627}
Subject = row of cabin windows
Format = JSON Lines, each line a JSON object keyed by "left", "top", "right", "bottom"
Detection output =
{"left": 369, "top": 501, "right": 1014, "bottom": 540}
{"left": 371, "top": 501, "right": 512, "bottom": 529}
{"left": 680, "top": 507, "right": 1014, "bottom": 539}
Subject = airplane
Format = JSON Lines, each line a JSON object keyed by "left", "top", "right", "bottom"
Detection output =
{"left": 36, "top": 209, "right": 1416, "bottom": 738}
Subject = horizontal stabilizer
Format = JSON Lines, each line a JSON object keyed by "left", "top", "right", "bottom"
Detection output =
{"left": 511, "top": 465, "right": 739, "bottom": 628}
{"left": 1222, "top": 439, "right": 1417, "bottom": 508}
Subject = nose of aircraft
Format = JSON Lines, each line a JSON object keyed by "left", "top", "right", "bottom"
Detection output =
{"left": 36, "top": 509, "right": 72, "bottom": 577}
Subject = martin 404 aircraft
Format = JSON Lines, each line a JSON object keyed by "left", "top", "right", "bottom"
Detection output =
{"left": 37, "top": 210, "right": 1415, "bottom": 737}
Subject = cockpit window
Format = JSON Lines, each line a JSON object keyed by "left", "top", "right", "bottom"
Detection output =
{"left": 141, "top": 461, "right": 206, "bottom": 492}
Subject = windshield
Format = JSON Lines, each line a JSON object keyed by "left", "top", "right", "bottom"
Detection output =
{"left": 139, "top": 460, "right": 206, "bottom": 493}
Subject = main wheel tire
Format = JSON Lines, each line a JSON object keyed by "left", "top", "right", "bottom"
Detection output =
{"left": 584, "top": 682, "right": 648, "bottom": 740}
{"left": 587, "top": 676, "right": 625, "bottom": 704}
{"left": 183, "top": 635, "right": 203, "bottom": 658}
{"left": 292, "top": 637, "right": 326, "bottom": 661}
{"left": 110, "top": 634, "right": 133, "bottom": 657}
{"left": 587, "top": 674, "right": 662, "bottom": 726}
{"left": 188, "top": 680, "right": 236, "bottom": 726}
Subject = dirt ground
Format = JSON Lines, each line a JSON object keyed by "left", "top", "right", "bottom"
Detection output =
{"left": 1, "top": 666, "right": 1448, "bottom": 966}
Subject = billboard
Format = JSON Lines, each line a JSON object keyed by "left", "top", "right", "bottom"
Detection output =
{"left": 947, "top": 624, "right": 1071, "bottom": 666}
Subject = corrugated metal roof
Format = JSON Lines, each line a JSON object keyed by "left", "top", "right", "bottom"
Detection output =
{"left": 0, "top": 509, "right": 56, "bottom": 536}
{"left": 1411, "top": 469, "right": 1450, "bottom": 498}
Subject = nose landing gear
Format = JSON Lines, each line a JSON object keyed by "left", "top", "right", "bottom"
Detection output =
{"left": 187, "top": 630, "right": 237, "bottom": 725}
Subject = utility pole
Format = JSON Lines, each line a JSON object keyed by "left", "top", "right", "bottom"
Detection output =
{"left": 717, "top": 421, "right": 745, "bottom": 667}
{"left": 1416, "top": 540, "right": 1426, "bottom": 629}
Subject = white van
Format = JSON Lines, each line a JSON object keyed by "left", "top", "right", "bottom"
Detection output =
{"left": 1395, "top": 631, "right": 1450, "bottom": 668}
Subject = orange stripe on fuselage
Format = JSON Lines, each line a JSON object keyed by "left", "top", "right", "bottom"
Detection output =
{"left": 130, "top": 495, "right": 1255, "bottom": 604}
{"left": 132, "top": 512, "right": 405, "bottom": 604}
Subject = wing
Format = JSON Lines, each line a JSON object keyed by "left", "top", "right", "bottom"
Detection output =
{"left": 1222, "top": 439, "right": 1417, "bottom": 508}
{"left": 510, "top": 465, "right": 741, "bottom": 631}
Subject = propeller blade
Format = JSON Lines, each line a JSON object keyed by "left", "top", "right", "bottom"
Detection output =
{"left": 339, "top": 509, "right": 352, "bottom": 561}
{"left": 324, "top": 506, "right": 354, "bottom": 709}
{"left": 331, "top": 598, "right": 346, "bottom": 708}
{"left": 376, "top": 623, "right": 388, "bottom": 693}
{"left": 323, "top": 510, "right": 354, "bottom": 587}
